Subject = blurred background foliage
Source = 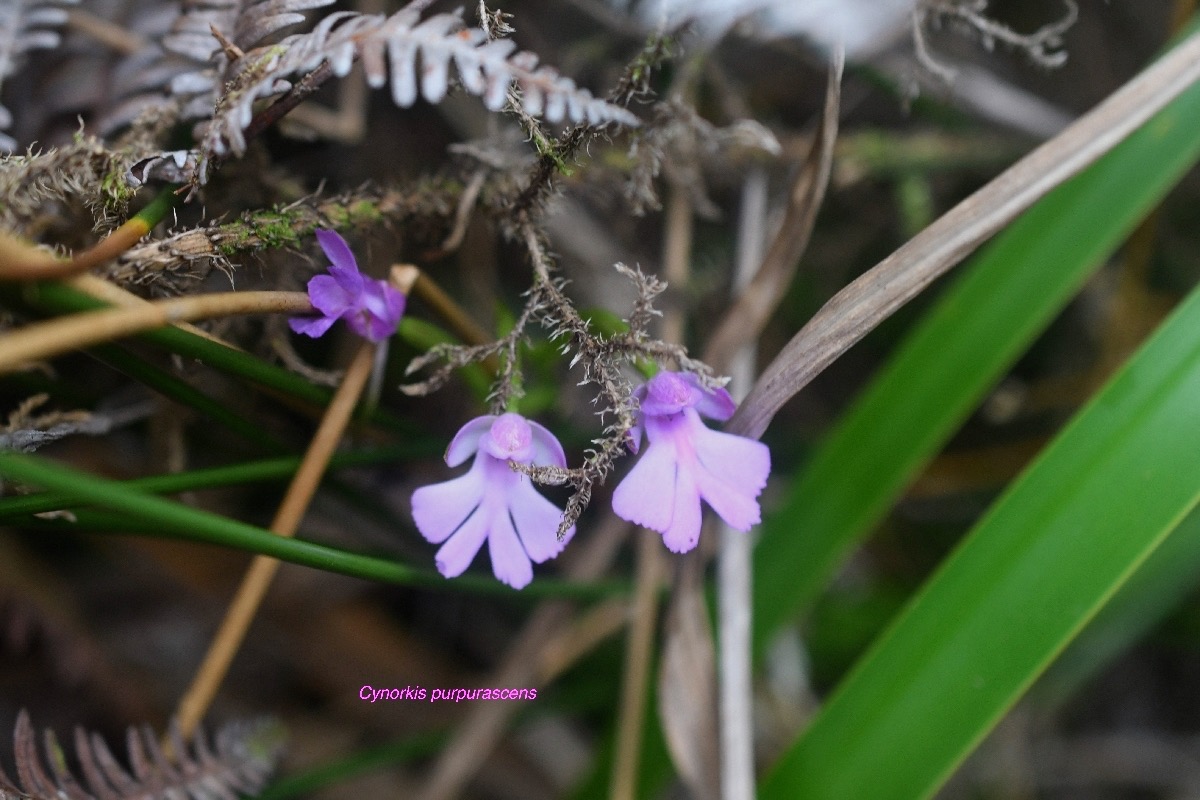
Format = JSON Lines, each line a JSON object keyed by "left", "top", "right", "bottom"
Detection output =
{"left": 2, "top": 0, "right": 1200, "bottom": 797}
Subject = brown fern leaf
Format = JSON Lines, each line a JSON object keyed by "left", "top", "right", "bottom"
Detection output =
{"left": 179, "top": 2, "right": 640, "bottom": 184}
{"left": 0, "top": 711, "right": 284, "bottom": 800}
{"left": 99, "top": 0, "right": 335, "bottom": 136}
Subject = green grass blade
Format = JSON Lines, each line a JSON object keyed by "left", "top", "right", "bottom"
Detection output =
{"left": 0, "top": 446, "right": 431, "bottom": 519}
{"left": 89, "top": 343, "right": 292, "bottom": 454}
{"left": 753, "top": 20, "right": 1200, "bottom": 651}
{"left": 761, "top": 278, "right": 1200, "bottom": 799}
{"left": 0, "top": 451, "right": 622, "bottom": 600}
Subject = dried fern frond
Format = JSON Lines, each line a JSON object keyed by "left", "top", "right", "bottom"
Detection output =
{"left": 0, "top": 0, "right": 78, "bottom": 151}
{"left": 0, "top": 393, "right": 154, "bottom": 453}
{"left": 185, "top": 3, "right": 640, "bottom": 184}
{"left": 99, "top": 0, "right": 335, "bottom": 136}
{"left": 0, "top": 710, "right": 284, "bottom": 800}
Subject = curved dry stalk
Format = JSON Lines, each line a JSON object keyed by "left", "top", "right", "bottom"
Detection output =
{"left": 703, "top": 47, "right": 843, "bottom": 373}
{"left": 411, "top": 270, "right": 494, "bottom": 349}
{"left": 0, "top": 291, "right": 311, "bottom": 374}
{"left": 0, "top": 187, "right": 178, "bottom": 281}
{"left": 731, "top": 26, "right": 1200, "bottom": 442}
{"left": 66, "top": 274, "right": 231, "bottom": 346}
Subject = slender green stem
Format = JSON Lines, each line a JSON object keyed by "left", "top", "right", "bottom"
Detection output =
{"left": 132, "top": 184, "right": 182, "bottom": 229}
{"left": 0, "top": 446, "right": 430, "bottom": 519}
{"left": 0, "top": 451, "right": 624, "bottom": 600}
{"left": 89, "top": 344, "right": 292, "bottom": 455}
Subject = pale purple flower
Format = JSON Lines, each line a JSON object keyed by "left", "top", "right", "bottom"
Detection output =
{"left": 612, "top": 371, "right": 771, "bottom": 553}
{"left": 289, "top": 229, "right": 405, "bottom": 342}
{"left": 411, "top": 413, "right": 575, "bottom": 589}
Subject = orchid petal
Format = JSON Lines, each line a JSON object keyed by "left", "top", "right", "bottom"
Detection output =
{"left": 316, "top": 229, "right": 358, "bottom": 273}
{"left": 357, "top": 279, "right": 406, "bottom": 341}
{"left": 625, "top": 421, "right": 644, "bottom": 455}
{"left": 328, "top": 267, "right": 364, "bottom": 309}
{"left": 487, "top": 508, "right": 534, "bottom": 589}
{"left": 661, "top": 464, "right": 702, "bottom": 553}
{"left": 639, "top": 371, "right": 700, "bottom": 416}
{"left": 433, "top": 507, "right": 491, "bottom": 578}
{"left": 510, "top": 479, "right": 572, "bottom": 562}
{"left": 411, "top": 464, "right": 486, "bottom": 544}
{"left": 288, "top": 314, "right": 337, "bottom": 338}
{"left": 483, "top": 413, "right": 535, "bottom": 461}
{"left": 306, "top": 273, "right": 356, "bottom": 317}
{"left": 612, "top": 436, "right": 677, "bottom": 533}
{"left": 360, "top": 312, "right": 397, "bottom": 342}
{"left": 692, "top": 422, "right": 771, "bottom": 496}
{"left": 445, "top": 416, "right": 496, "bottom": 466}
{"left": 693, "top": 464, "right": 762, "bottom": 531}
{"left": 528, "top": 418, "right": 568, "bottom": 468}
{"left": 696, "top": 386, "right": 737, "bottom": 421}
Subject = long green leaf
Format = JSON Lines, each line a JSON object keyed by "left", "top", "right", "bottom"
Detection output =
{"left": 762, "top": 269, "right": 1200, "bottom": 798}
{"left": 753, "top": 20, "right": 1200, "bottom": 651}
{"left": 1034, "top": 500, "right": 1200, "bottom": 704}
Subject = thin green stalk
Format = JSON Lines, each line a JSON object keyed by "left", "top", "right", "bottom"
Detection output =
{"left": 0, "top": 451, "right": 624, "bottom": 600}
{"left": 0, "top": 446, "right": 429, "bottom": 519}
{"left": 90, "top": 344, "right": 292, "bottom": 455}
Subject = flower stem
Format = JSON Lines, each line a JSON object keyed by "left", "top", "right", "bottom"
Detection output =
{"left": 610, "top": 530, "right": 664, "bottom": 800}
{"left": 174, "top": 340, "right": 376, "bottom": 739}
{"left": 717, "top": 166, "right": 770, "bottom": 800}
{"left": 0, "top": 290, "right": 311, "bottom": 374}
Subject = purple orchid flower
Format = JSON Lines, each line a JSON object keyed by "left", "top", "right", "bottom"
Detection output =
{"left": 289, "top": 229, "right": 405, "bottom": 342}
{"left": 411, "top": 413, "right": 575, "bottom": 589}
{"left": 612, "top": 370, "right": 771, "bottom": 553}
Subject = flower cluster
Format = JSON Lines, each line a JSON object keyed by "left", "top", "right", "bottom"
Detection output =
{"left": 289, "top": 229, "right": 405, "bottom": 342}
{"left": 410, "top": 371, "right": 770, "bottom": 588}
{"left": 290, "top": 233, "right": 771, "bottom": 588}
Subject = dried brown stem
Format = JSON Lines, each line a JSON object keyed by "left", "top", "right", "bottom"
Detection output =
{"left": 611, "top": 531, "right": 665, "bottom": 800}
{"left": 175, "top": 340, "right": 377, "bottom": 738}
{"left": 704, "top": 48, "right": 843, "bottom": 372}
{"left": 0, "top": 291, "right": 311, "bottom": 375}
{"left": 0, "top": 219, "right": 150, "bottom": 283}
